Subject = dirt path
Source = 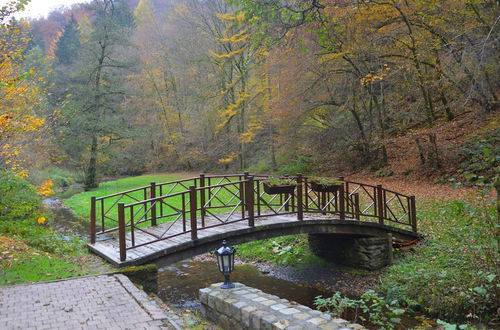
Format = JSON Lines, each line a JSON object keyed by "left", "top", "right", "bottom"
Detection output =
{"left": 346, "top": 174, "right": 483, "bottom": 201}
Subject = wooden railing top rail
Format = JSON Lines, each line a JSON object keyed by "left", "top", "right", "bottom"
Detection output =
{"left": 124, "top": 189, "right": 189, "bottom": 208}
{"left": 95, "top": 176, "right": 199, "bottom": 201}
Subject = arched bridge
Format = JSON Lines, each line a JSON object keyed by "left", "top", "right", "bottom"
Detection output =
{"left": 87, "top": 174, "right": 420, "bottom": 267}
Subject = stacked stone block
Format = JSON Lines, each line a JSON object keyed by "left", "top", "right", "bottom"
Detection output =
{"left": 200, "top": 283, "right": 365, "bottom": 330}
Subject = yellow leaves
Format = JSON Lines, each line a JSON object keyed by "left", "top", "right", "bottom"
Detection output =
{"left": 216, "top": 12, "right": 245, "bottom": 22}
{"left": 216, "top": 92, "right": 250, "bottom": 131}
{"left": 97, "top": 136, "right": 111, "bottom": 143}
{"left": 14, "top": 169, "right": 28, "bottom": 178}
{"left": 209, "top": 47, "right": 246, "bottom": 60}
{"left": 36, "top": 180, "right": 55, "bottom": 197}
{"left": 218, "top": 152, "right": 238, "bottom": 164}
{"left": 37, "top": 217, "right": 46, "bottom": 225}
{"left": 218, "top": 30, "right": 250, "bottom": 43}
{"left": 360, "top": 65, "right": 391, "bottom": 86}
{"left": 240, "top": 116, "right": 263, "bottom": 144}
{"left": 320, "top": 51, "right": 347, "bottom": 63}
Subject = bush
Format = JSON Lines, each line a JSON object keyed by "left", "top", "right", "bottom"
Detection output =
{"left": 30, "top": 166, "right": 83, "bottom": 188}
{"left": 459, "top": 129, "right": 500, "bottom": 184}
{"left": 379, "top": 197, "right": 498, "bottom": 322}
{"left": 315, "top": 290, "right": 406, "bottom": 329}
{"left": 0, "top": 170, "right": 42, "bottom": 222}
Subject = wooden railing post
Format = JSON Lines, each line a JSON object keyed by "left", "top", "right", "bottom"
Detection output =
{"left": 118, "top": 203, "right": 126, "bottom": 262}
{"left": 90, "top": 196, "right": 96, "bottom": 244}
{"left": 354, "top": 193, "right": 360, "bottom": 220}
{"left": 377, "top": 184, "right": 384, "bottom": 225}
{"left": 150, "top": 182, "right": 157, "bottom": 226}
{"left": 241, "top": 172, "right": 248, "bottom": 219}
{"left": 410, "top": 195, "right": 417, "bottom": 233}
{"left": 304, "top": 176, "right": 309, "bottom": 212}
{"left": 246, "top": 176, "right": 255, "bottom": 227}
{"left": 199, "top": 174, "right": 206, "bottom": 227}
{"left": 189, "top": 186, "right": 198, "bottom": 240}
{"left": 338, "top": 177, "right": 345, "bottom": 220}
{"left": 296, "top": 174, "right": 303, "bottom": 221}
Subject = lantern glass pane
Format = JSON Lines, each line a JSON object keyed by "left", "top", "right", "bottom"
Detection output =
{"left": 222, "top": 255, "right": 230, "bottom": 272}
{"left": 216, "top": 254, "right": 223, "bottom": 273}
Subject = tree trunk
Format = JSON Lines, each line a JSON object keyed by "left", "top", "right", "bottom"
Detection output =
{"left": 85, "top": 135, "right": 98, "bottom": 189}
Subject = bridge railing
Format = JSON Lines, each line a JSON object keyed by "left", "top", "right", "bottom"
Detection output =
{"left": 89, "top": 176, "right": 203, "bottom": 242}
{"left": 88, "top": 173, "right": 417, "bottom": 261}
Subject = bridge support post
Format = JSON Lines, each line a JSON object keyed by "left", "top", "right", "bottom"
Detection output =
{"left": 338, "top": 177, "right": 345, "bottom": 220}
{"left": 387, "top": 233, "right": 394, "bottom": 265}
{"left": 377, "top": 184, "right": 384, "bottom": 225}
{"left": 118, "top": 203, "right": 126, "bottom": 262}
{"left": 190, "top": 186, "right": 198, "bottom": 240}
{"left": 410, "top": 195, "right": 417, "bottom": 233}
{"left": 150, "top": 182, "right": 157, "bottom": 226}
{"left": 354, "top": 193, "right": 360, "bottom": 220}
{"left": 199, "top": 174, "right": 206, "bottom": 227}
{"left": 296, "top": 174, "right": 303, "bottom": 221}
{"left": 90, "top": 196, "right": 96, "bottom": 244}
{"left": 246, "top": 176, "right": 254, "bottom": 227}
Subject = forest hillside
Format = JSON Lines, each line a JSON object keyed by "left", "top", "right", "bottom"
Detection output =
{"left": 1, "top": 0, "right": 498, "bottom": 187}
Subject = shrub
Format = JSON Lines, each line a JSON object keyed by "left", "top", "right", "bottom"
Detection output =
{"left": 379, "top": 197, "right": 498, "bottom": 322}
{"left": 0, "top": 170, "right": 42, "bottom": 222}
{"left": 315, "top": 290, "right": 406, "bottom": 329}
{"left": 30, "top": 166, "right": 82, "bottom": 188}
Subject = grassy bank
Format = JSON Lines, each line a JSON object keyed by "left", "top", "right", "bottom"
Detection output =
{"left": 379, "top": 195, "right": 498, "bottom": 323}
{"left": 0, "top": 170, "right": 110, "bottom": 285}
{"left": 0, "top": 213, "right": 104, "bottom": 285}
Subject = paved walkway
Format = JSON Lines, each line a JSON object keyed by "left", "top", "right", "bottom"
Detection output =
{"left": 0, "top": 274, "right": 177, "bottom": 330}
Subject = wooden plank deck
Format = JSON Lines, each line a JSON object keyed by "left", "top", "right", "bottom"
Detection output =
{"left": 88, "top": 213, "right": 311, "bottom": 266}
{"left": 88, "top": 213, "right": 419, "bottom": 267}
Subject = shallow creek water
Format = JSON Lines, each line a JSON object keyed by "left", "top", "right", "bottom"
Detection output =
{"left": 156, "top": 259, "right": 332, "bottom": 309}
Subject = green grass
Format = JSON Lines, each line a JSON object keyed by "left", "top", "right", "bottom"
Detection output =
{"left": 237, "top": 234, "right": 329, "bottom": 266}
{"left": 65, "top": 173, "right": 195, "bottom": 219}
{"left": 0, "top": 219, "right": 103, "bottom": 285}
{"left": 0, "top": 247, "right": 91, "bottom": 285}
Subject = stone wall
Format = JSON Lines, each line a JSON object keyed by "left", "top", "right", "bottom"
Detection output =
{"left": 200, "top": 282, "right": 364, "bottom": 330}
{"left": 308, "top": 234, "right": 392, "bottom": 270}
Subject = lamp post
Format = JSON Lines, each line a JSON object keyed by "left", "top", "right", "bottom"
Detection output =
{"left": 214, "top": 240, "right": 236, "bottom": 289}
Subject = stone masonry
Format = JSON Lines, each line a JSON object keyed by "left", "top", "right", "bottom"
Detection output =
{"left": 0, "top": 274, "right": 178, "bottom": 330}
{"left": 308, "top": 234, "right": 391, "bottom": 270}
{"left": 199, "top": 283, "right": 365, "bottom": 330}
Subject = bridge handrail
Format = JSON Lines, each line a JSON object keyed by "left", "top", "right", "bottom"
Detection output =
{"left": 88, "top": 173, "right": 417, "bottom": 262}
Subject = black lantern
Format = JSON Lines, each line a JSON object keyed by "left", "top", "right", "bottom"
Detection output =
{"left": 214, "top": 240, "right": 236, "bottom": 289}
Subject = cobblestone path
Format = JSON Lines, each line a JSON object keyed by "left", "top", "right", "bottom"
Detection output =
{"left": 0, "top": 274, "right": 178, "bottom": 330}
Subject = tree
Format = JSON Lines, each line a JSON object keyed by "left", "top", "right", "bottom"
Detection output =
{"left": 0, "top": 0, "right": 52, "bottom": 176}
{"left": 57, "top": 0, "right": 134, "bottom": 189}
{"left": 54, "top": 14, "right": 81, "bottom": 65}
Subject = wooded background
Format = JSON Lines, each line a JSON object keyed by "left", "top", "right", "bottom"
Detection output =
{"left": 1, "top": 0, "right": 498, "bottom": 188}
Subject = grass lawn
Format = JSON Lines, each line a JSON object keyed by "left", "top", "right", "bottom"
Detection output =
{"left": 64, "top": 173, "right": 195, "bottom": 220}
{"left": 65, "top": 173, "right": 278, "bottom": 231}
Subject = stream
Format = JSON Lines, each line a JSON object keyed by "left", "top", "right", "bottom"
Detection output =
{"left": 156, "top": 259, "right": 332, "bottom": 309}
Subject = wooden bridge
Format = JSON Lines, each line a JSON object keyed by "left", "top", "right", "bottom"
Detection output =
{"left": 87, "top": 174, "right": 419, "bottom": 267}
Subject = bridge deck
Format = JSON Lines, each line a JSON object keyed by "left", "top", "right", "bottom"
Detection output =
{"left": 88, "top": 213, "right": 418, "bottom": 267}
